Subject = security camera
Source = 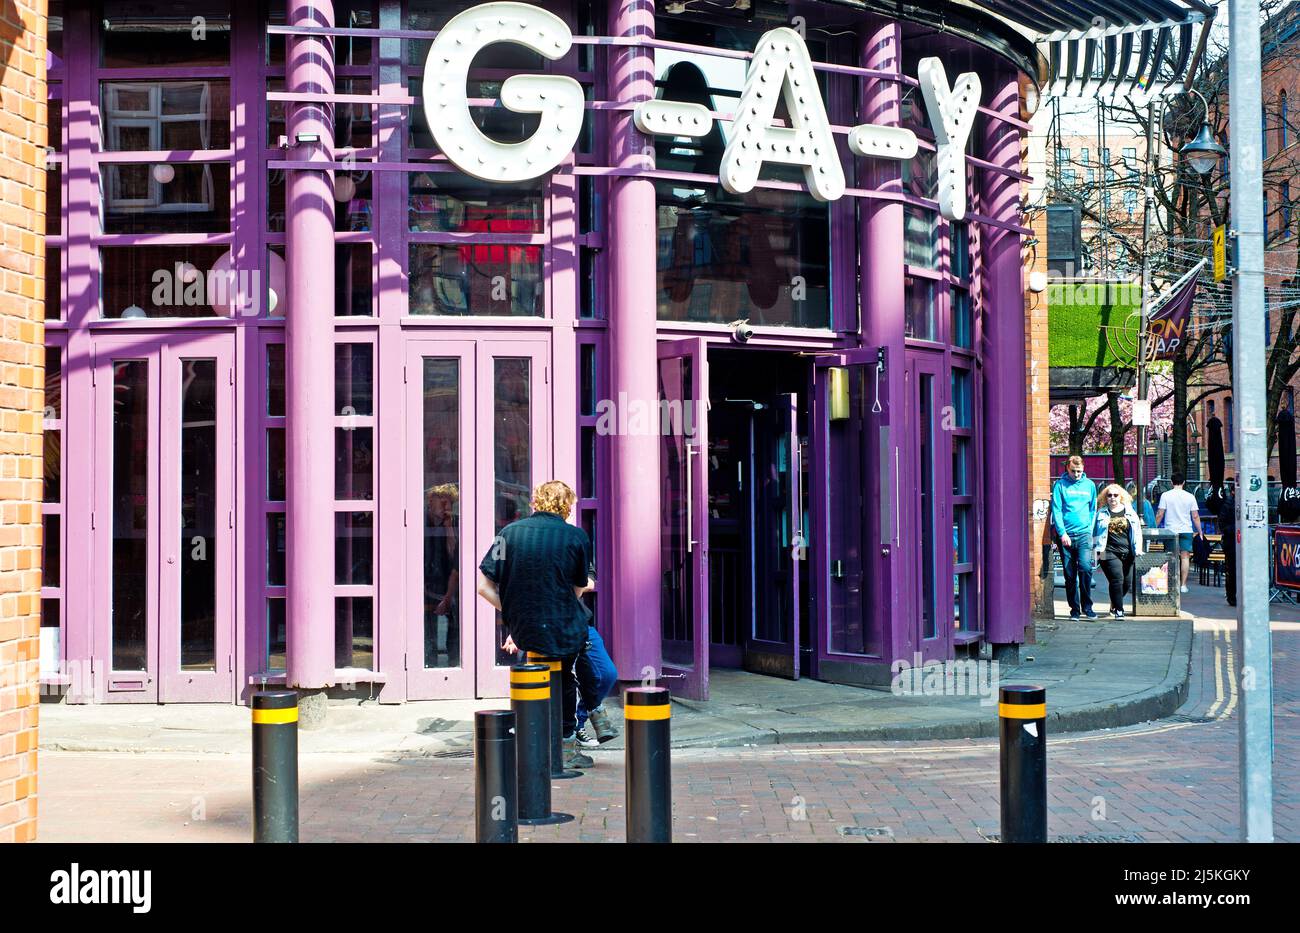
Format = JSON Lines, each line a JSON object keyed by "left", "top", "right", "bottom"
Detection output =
{"left": 731, "top": 319, "right": 753, "bottom": 343}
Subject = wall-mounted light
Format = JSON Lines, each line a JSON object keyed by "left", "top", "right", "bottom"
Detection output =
{"left": 295, "top": 132, "right": 321, "bottom": 145}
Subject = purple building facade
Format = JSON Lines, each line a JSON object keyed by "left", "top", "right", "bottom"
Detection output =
{"left": 42, "top": 0, "right": 1037, "bottom": 704}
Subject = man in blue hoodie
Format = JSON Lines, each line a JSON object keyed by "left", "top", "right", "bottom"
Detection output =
{"left": 1052, "top": 455, "right": 1099, "bottom": 619}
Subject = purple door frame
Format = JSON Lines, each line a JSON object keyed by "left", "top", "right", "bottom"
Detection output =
{"left": 92, "top": 332, "right": 237, "bottom": 703}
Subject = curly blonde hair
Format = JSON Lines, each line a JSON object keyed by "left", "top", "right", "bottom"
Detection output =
{"left": 531, "top": 480, "right": 577, "bottom": 520}
{"left": 1098, "top": 483, "right": 1132, "bottom": 508}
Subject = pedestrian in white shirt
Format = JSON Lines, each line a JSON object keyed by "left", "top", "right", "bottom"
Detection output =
{"left": 1154, "top": 472, "right": 1204, "bottom": 593}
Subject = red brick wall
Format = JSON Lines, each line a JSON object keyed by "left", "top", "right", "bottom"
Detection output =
{"left": 1024, "top": 109, "right": 1053, "bottom": 621}
{"left": 0, "top": 0, "right": 47, "bottom": 844}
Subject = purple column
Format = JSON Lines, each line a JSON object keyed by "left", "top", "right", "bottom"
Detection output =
{"left": 606, "top": 0, "right": 661, "bottom": 679}
{"left": 285, "top": 1, "right": 336, "bottom": 689}
{"left": 980, "top": 72, "right": 1030, "bottom": 646}
{"left": 858, "top": 20, "right": 912, "bottom": 663}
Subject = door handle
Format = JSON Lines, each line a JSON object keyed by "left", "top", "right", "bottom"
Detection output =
{"left": 686, "top": 442, "right": 698, "bottom": 553}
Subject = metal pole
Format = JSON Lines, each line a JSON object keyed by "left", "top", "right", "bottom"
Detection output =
{"left": 511, "top": 663, "right": 573, "bottom": 826}
{"left": 474, "top": 710, "right": 518, "bottom": 843}
{"left": 251, "top": 690, "right": 299, "bottom": 843}
{"left": 624, "top": 687, "right": 672, "bottom": 843}
{"left": 1227, "top": 0, "right": 1274, "bottom": 843}
{"left": 998, "top": 685, "right": 1047, "bottom": 844}
{"left": 528, "top": 652, "right": 581, "bottom": 779}
{"left": 1135, "top": 100, "right": 1159, "bottom": 515}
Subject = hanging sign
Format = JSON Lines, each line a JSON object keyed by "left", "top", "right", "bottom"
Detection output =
{"left": 1131, "top": 400, "right": 1151, "bottom": 426}
{"left": 1212, "top": 225, "right": 1226, "bottom": 282}
{"left": 1274, "top": 525, "right": 1300, "bottom": 591}
{"left": 421, "top": 2, "right": 981, "bottom": 219}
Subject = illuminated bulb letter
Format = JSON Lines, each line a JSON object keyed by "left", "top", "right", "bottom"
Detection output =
{"left": 421, "top": 2, "right": 583, "bottom": 182}
{"left": 918, "top": 57, "right": 980, "bottom": 221}
{"left": 719, "top": 27, "right": 844, "bottom": 202}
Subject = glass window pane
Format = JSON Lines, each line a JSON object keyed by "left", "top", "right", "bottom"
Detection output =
{"left": 43, "top": 430, "right": 60, "bottom": 503}
{"left": 111, "top": 359, "right": 149, "bottom": 671}
{"left": 904, "top": 206, "right": 939, "bottom": 269}
{"left": 408, "top": 243, "right": 543, "bottom": 317}
{"left": 335, "top": 427, "right": 374, "bottom": 500}
{"left": 267, "top": 428, "right": 286, "bottom": 502}
{"left": 405, "top": 2, "right": 542, "bottom": 67}
{"left": 48, "top": 1, "right": 64, "bottom": 60}
{"left": 335, "top": 344, "right": 373, "bottom": 416}
{"left": 581, "top": 426, "right": 596, "bottom": 499}
{"left": 46, "top": 163, "right": 61, "bottom": 235}
{"left": 335, "top": 596, "right": 373, "bottom": 670}
{"left": 408, "top": 172, "right": 543, "bottom": 233}
{"left": 494, "top": 358, "right": 531, "bottom": 666}
{"left": 267, "top": 77, "right": 372, "bottom": 149}
{"left": 951, "top": 369, "right": 972, "bottom": 428}
{"left": 423, "top": 358, "right": 461, "bottom": 669}
{"left": 100, "top": 81, "right": 231, "bottom": 149}
{"left": 100, "top": 244, "right": 231, "bottom": 318}
{"left": 267, "top": 598, "right": 286, "bottom": 672}
{"left": 42, "top": 514, "right": 60, "bottom": 588}
{"left": 336, "top": 243, "right": 372, "bottom": 316}
{"left": 905, "top": 278, "right": 935, "bottom": 341}
{"left": 951, "top": 221, "right": 971, "bottom": 279}
{"left": 266, "top": 344, "right": 285, "bottom": 416}
{"left": 953, "top": 505, "right": 970, "bottom": 564}
{"left": 101, "top": 162, "right": 231, "bottom": 234}
{"left": 952, "top": 436, "right": 971, "bottom": 496}
{"left": 950, "top": 287, "right": 972, "bottom": 350}
{"left": 101, "top": 2, "right": 231, "bottom": 67}
{"left": 267, "top": 513, "right": 286, "bottom": 586}
{"left": 42, "top": 597, "right": 59, "bottom": 629}
{"left": 335, "top": 511, "right": 373, "bottom": 585}
{"left": 180, "top": 358, "right": 217, "bottom": 671}
{"left": 580, "top": 343, "right": 596, "bottom": 417}
{"left": 45, "top": 248, "right": 61, "bottom": 321}
{"left": 267, "top": 0, "right": 373, "bottom": 68}
{"left": 44, "top": 345, "right": 61, "bottom": 420}
{"left": 655, "top": 182, "right": 830, "bottom": 328}
{"left": 265, "top": 170, "right": 372, "bottom": 233}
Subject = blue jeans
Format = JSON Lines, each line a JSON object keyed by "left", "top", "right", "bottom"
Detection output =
{"left": 575, "top": 625, "right": 618, "bottom": 729}
{"left": 1061, "top": 532, "right": 1095, "bottom": 614}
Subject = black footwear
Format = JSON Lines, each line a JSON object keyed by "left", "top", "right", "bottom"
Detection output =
{"left": 1069, "top": 610, "right": 1081, "bottom": 620}
{"left": 1084, "top": 608, "right": 1098, "bottom": 619}
{"left": 574, "top": 725, "right": 599, "bottom": 749}
{"left": 1111, "top": 609, "right": 1124, "bottom": 619}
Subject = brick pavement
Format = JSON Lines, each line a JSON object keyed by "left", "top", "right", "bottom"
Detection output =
{"left": 35, "top": 582, "right": 1298, "bottom": 844}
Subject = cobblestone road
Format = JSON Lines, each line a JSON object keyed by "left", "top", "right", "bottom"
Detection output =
{"left": 35, "top": 620, "right": 1299, "bottom": 843}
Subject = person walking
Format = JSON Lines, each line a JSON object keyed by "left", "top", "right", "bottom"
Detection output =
{"left": 477, "top": 480, "right": 595, "bottom": 769}
{"left": 1051, "top": 455, "right": 1099, "bottom": 619}
{"left": 1093, "top": 484, "right": 1143, "bottom": 618}
{"left": 1155, "top": 472, "right": 1204, "bottom": 594}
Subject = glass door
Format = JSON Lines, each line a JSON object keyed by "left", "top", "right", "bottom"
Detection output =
{"left": 93, "top": 333, "right": 235, "bottom": 702}
{"left": 657, "top": 338, "right": 709, "bottom": 700}
{"left": 908, "top": 353, "right": 952, "bottom": 663}
{"left": 744, "top": 392, "right": 804, "bottom": 679}
{"left": 405, "top": 336, "right": 549, "bottom": 700}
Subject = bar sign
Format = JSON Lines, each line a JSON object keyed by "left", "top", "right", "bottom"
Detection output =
{"left": 1212, "top": 225, "right": 1226, "bottom": 282}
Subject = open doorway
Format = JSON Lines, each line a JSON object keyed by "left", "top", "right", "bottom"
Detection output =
{"left": 706, "top": 349, "right": 814, "bottom": 679}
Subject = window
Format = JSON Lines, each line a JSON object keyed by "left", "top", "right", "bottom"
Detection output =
{"left": 1086, "top": 168, "right": 1095, "bottom": 185}
{"left": 1284, "top": 182, "right": 1293, "bottom": 234}
{"left": 1124, "top": 189, "right": 1137, "bottom": 219}
{"left": 1100, "top": 147, "right": 1111, "bottom": 165}
{"left": 1122, "top": 147, "right": 1137, "bottom": 167}
{"left": 1081, "top": 147, "right": 1090, "bottom": 165}
{"left": 1226, "top": 397, "right": 1234, "bottom": 453}
{"left": 1062, "top": 168, "right": 1077, "bottom": 186}
{"left": 1281, "top": 90, "right": 1290, "bottom": 150}
{"left": 1056, "top": 147, "right": 1071, "bottom": 165}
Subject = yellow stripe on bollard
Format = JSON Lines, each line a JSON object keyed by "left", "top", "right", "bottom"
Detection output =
{"left": 251, "top": 707, "right": 298, "bottom": 725}
{"left": 510, "top": 670, "right": 550, "bottom": 684}
{"left": 623, "top": 704, "right": 671, "bottom": 721}
{"left": 510, "top": 686, "right": 550, "bottom": 701}
{"left": 998, "top": 703, "right": 1046, "bottom": 720}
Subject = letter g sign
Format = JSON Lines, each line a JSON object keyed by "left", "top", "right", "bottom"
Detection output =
{"left": 421, "top": 2, "right": 583, "bottom": 182}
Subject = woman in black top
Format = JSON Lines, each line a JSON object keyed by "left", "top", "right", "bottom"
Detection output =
{"left": 1093, "top": 484, "right": 1144, "bottom": 618}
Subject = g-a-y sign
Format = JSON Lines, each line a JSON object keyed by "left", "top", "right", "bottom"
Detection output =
{"left": 422, "top": 2, "right": 982, "bottom": 220}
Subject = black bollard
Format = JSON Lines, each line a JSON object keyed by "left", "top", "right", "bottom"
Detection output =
{"left": 528, "top": 651, "right": 582, "bottom": 779}
{"left": 998, "top": 684, "right": 1047, "bottom": 843}
{"left": 252, "top": 689, "right": 299, "bottom": 843}
{"left": 511, "top": 663, "right": 574, "bottom": 826}
{"left": 624, "top": 686, "right": 672, "bottom": 843}
{"left": 474, "top": 710, "right": 518, "bottom": 843}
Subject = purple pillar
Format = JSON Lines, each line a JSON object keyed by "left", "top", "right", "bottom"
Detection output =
{"left": 285, "top": 1, "right": 336, "bottom": 688}
{"left": 980, "top": 72, "right": 1031, "bottom": 645}
{"left": 858, "top": 20, "right": 912, "bottom": 663}
{"left": 606, "top": 0, "right": 661, "bottom": 679}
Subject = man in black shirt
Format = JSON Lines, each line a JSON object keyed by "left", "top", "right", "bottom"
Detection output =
{"left": 477, "top": 480, "right": 594, "bottom": 767}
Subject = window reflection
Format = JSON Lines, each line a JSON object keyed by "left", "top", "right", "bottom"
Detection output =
{"left": 102, "top": 163, "right": 230, "bottom": 234}
{"left": 494, "top": 358, "right": 531, "bottom": 665}
{"left": 111, "top": 359, "right": 149, "bottom": 671}
{"left": 101, "top": 81, "right": 231, "bottom": 150}
{"left": 423, "top": 358, "right": 460, "bottom": 669}
{"left": 408, "top": 244, "right": 542, "bottom": 316}
{"left": 408, "top": 173, "right": 543, "bottom": 234}
{"left": 100, "top": 1, "right": 232, "bottom": 68}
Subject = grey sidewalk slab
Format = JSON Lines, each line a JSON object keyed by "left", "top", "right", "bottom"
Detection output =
{"left": 39, "top": 604, "right": 1197, "bottom": 754}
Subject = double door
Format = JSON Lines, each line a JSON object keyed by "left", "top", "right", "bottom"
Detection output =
{"left": 404, "top": 336, "right": 549, "bottom": 700}
{"left": 92, "top": 333, "right": 235, "bottom": 702}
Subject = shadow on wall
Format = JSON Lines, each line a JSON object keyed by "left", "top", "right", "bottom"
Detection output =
{"left": 0, "top": 2, "right": 26, "bottom": 83}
